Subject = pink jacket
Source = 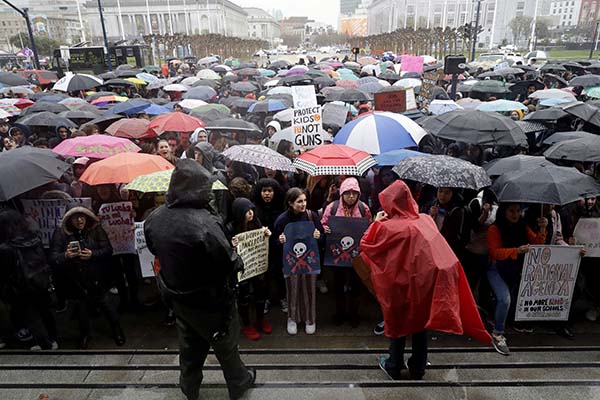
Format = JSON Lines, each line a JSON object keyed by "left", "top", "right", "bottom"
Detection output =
{"left": 321, "top": 177, "right": 372, "bottom": 226}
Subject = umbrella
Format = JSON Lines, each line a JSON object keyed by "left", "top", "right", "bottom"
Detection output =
{"left": 334, "top": 111, "right": 428, "bottom": 154}
{"left": 0, "top": 86, "right": 34, "bottom": 96}
{"left": 539, "top": 97, "right": 572, "bottom": 107}
{"left": 197, "top": 69, "right": 221, "bottom": 80}
{"left": 80, "top": 152, "right": 175, "bottom": 185}
{"left": 85, "top": 91, "right": 116, "bottom": 102}
{"left": 237, "top": 68, "right": 261, "bottom": 77}
{"left": 184, "top": 86, "right": 217, "bottom": 101}
{"left": 476, "top": 99, "right": 528, "bottom": 112}
{"left": 544, "top": 136, "right": 600, "bottom": 162}
{"left": 509, "top": 80, "right": 545, "bottom": 95}
{"left": 104, "top": 78, "right": 136, "bottom": 87}
{"left": 359, "top": 81, "right": 388, "bottom": 94}
{"left": 335, "top": 89, "right": 372, "bottom": 102}
{"left": 0, "top": 72, "right": 31, "bottom": 86}
{"left": 230, "top": 82, "right": 258, "bottom": 93}
{"left": 484, "top": 155, "right": 547, "bottom": 177}
{"left": 180, "top": 77, "right": 200, "bottom": 87}
{"left": 190, "top": 108, "right": 230, "bottom": 122}
{"left": 560, "top": 102, "right": 600, "bottom": 127}
{"left": 540, "top": 63, "right": 567, "bottom": 73}
{"left": 178, "top": 99, "right": 208, "bottom": 110}
{"left": 192, "top": 79, "right": 220, "bottom": 89}
{"left": 379, "top": 71, "right": 401, "bottom": 81}
{"left": 336, "top": 79, "right": 359, "bottom": 89}
{"left": 569, "top": 75, "right": 600, "bottom": 87}
{"left": 0, "top": 109, "right": 10, "bottom": 118}
{"left": 125, "top": 169, "right": 173, "bottom": 193}
{"left": 361, "top": 64, "right": 380, "bottom": 77}
{"left": 267, "top": 87, "right": 293, "bottom": 96}
{"left": 163, "top": 84, "right": 188, "bottom": 92}
{"left": 125, "top": 77, "right": 147, "bottom": 86}
{"left": 422, "top": 110, "right": 528, "bottom": 147}
{"left": 106, "top": 99, "right": 152, "bottom": 115}
{"left": 358, "top": 56, "right": 378, "bottom": 66}
{"left": 491, "top": 164, "right": 600, "bottom": 205}
{"left": 314, "top": 76, "right": 336, "bottom": 87}
{"left": 273, "top": 108, "right": 293, "bottom": 123}
{"left": 90, "top": 96, "right": 128, "bottom": 105}
{"left": 20, "top": 102, "right": 69, "bottom": 116}
{"left": 470, "top": 80, "right": 510, "bottom": 94}
{"left": 223, "top": 144, "right": 296, "bottom": 172}
{"left": 393, "top": 78, "right": 422, "bottom": 89}
{"left": 205, "top": 118, "right": 261, "bottom": 133}
{"left": 0, "top": 147, "right": 71, "bottom": 201}
{"left": 53, "top": 135, "right": 141, "bottom": 159}
{"left": 84, "top": 114, "right": 125, "bottom": 131}
{"left": 16, "top": 111, "right": 77, "bottom": 128}
{"left": 149, "top": 112, "right": 205, "bottom": 134}
{"left": 374, "top": 149, "right": 428, "bottom": 167}
{"left": 142, "top": 103, "right": 170, "bottom": 116}
{"left": 105, "top": 118, "right": 157, "bottom": 139}
{"left": 529, "top": 88, "right": 576, "bottom": 101}
{"left": 59, "top": 110, "right": 101, "bottom": 121}
{"left": 524, "top": 108, "right": 570, "bottom": 122}
{"left": 392, "top": 155, "right": 491, "bottom": 190}
{"left": 211, "top": 64, "right": 232, "bottom": 73}
{"left": 542, "top": 131, "right": 596, "bottom": 145}
{"left": 281, "top": 75, "right": 313, "bottom": 86}
{"left": 428, "top": 100, "right": 463, "bottom": 115}
{"left": 198, "top": 56, "right": 219, "bottom": 65}
{"left": 136, "top": 73, "right": 158, "bottom": 83}
{"left": 268, "top": 60, "right": 291, "bottom": 70}
{"left": 248, "top": 99, "right": 288, "bottom": 113}
{"left": 293, "top": 144, "right": 377, "bottom": 176}
{"left": 192, "top": 103, "right": 230, "bottom": 114}
{"left": 231, "top": 98, "right": 256, "bottom": 109}
{"left": 147, "top": 79, "right": 168, "bottom": 90}
{"left": 59, "top": 97, "right": 89, "bottom": 108}
{"left": 586, "top": 86, "right": 600, "bottom": 99}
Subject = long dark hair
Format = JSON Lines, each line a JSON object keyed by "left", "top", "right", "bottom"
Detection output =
{"left": 284, "top": 187, "right": 307, "bottom": 212}
{"left": 0, "top": 209, "right": 32, "bottom": 243}
{"left": 494, "top": 203, "right": 528, "bottom": 248}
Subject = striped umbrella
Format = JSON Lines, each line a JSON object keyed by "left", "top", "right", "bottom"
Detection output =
{"left": 334, "top": 112, "right": 428, "bottom": 154}
{"left": 293, "top": 144, "right": 377, "bottom": 176}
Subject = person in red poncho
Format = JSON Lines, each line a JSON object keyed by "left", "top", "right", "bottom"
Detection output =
{"left": 360, "top": 180, "right": 491, "bottom": 380}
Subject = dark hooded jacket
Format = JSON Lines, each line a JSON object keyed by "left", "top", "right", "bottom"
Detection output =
{"left": 48, "top": 125, "right": 70, "bottom": 148}
{"left": 252, "top": 178, "right": 284, "bottom": 231}
{"left": 144, "top": 159, "right": 241, "bottom": 311}
{"left": 194, "top": 141, "right": 230, "bottom": 222}
{"left": 49, "top": 205, "right": 113, "bottom": 298}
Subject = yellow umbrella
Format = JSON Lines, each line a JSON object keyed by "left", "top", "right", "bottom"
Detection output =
{"left": 125, "top": 77, "right": 147, "bottom": 86}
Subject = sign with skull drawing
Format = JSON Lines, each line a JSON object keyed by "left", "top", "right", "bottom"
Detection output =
{"left": 324, "top": 217, "right": 371, "bottom": 267}
{"left": 282, "top": 221, "right": 321, "bottom": 278}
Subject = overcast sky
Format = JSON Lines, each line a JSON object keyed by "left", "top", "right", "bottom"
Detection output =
{"left": 234, "top": 0, "right": 340, "bottom": 27}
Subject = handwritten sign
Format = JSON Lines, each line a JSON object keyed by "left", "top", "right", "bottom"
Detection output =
{"left": 236, "top": 228, "right": 269, "bottom": 282}
{"left": 515, "top": 245, "right": 582, "bottom": 321}
{"left": 291, "top": 85, "right": 317, "bottom": 108}
{"left": 375, "top": 89, "right": 407, "bottom": 112}
{"left": 134, "top": 222, "right": 155, "bottom": 277}
{"left": 283, "top": 221, "right": 320, "bottom": 278}
{"left": 574, "top": 218, "right": 600, "bottom": 258}
{"left": 98, "top": 202, "right": 135, "bottom": 255}
{"left": 21, "top": 198, "right": 92, "bottom": 247}
{"left": 418, "top": 72, "right": 437, "bottom": 106}
{"left": 293, "top": 105, "right": 323, "bottom": 149}
{"left": 400, "top": 55, "right": 424, "bottom": 73}
{"left": 324, "top": 217, "right": 370, "bottom": 267}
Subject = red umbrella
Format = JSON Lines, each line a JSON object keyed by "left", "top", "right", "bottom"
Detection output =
{"left": 80, "top": 152, "right": 174, "bottom": 185}
{"left": 149, "top": 112, "right": 205, "bottom": 134}
{"left": 292, "top": 144, "right": 377, "bottom": 176}
{"left": 105, "top": 118, "right": 157, "bottom": 139}
{"left": 14, "top": 98, "right": 35, "bottom": 109}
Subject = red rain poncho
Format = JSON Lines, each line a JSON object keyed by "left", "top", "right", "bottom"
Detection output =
{"left": 360, "top": 180, "right": 491, "bottom": 344}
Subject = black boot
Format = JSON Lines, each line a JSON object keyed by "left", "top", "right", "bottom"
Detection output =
{"left": 111, "top": 324, "right": 126, "bottom": 346}
{"left": 79, "top": 335, "right": 91, "bottom": 350}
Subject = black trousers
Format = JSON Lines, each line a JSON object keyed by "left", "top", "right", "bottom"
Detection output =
{"left": 383, "top": 331, "right": 428, "bottom": 379}
{"left": 173, "top": 301, "right": 252, "bottom": 400}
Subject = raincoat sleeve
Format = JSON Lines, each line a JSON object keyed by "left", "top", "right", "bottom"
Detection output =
{"left": 320, "top": 202, "right": 335, "bottom": 227}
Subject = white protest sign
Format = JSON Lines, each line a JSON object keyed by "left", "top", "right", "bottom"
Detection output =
{"left": 21, "top": 198, "right": 92, "bottom": 247}
{"left": 134, "top": 222, "right": 155, "bottom": 277}
{"left": 291, "top": 85, "right": 317, "bottom": 108}
{"left": 515, "top": 245, "right": 582, "bottom": 321}
{"left": 98, "top": 202, "right": 135, "bottom": 255}
{"left": 236, "top": 228, "right": 269, "bottom": 282}
{"left": 494, "top": 61, "right": 510, "bottom": 71}
{"left": 293, "top": 106, "right": 323, "bottom": 149}
{"left": 573, "top": 218, "right": 600, "bottom": 257}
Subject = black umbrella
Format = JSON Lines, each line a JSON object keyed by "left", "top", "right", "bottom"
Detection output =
{"left": 0, "top": 71, "right": 30, "bottom": 86}
{"left": 184, "top": 86, "right": 217, "bottom": 101}
{"left": 233, "top": 63, "right": 257, "bottom": 71}
{"left": 104, "top": 79, "right": 135, "bottom": 87}
{"left": 560, "top": 102, "right": 600, "bottom": 127}
{"left": 28, "top": 92, "right": 69, "bottom": 102}
{"left": 542, "top": 131, "right": 596, "bottom": 145}
{"left": 83, "top": 114, "right": 125, "bottom": 131}
{"left": 115, "top": 69, "right": 141, "bottom": 78}
{"left": 59, "top": 110, "right": 101, "bottom": 121}
{"left": 314, "top": 76, "right": 336, "bottom": 87}
{"left": 509, "top": 80, "right": 545, "bottom": 94}
{"left": 491, "top": 163, "right": 600, "bottom": 205}
{"left": 16, "top": 111, "right": 77, "bottom": 128}
{"left": 190, "top": 109, "right": 230, "bottom": 122}
{"left": 192, "top": 79, "right": 219, "bottom": 88}
{"left": 524, "top": 108, "right": 570, "bottom": 122}
{"left": 569, "top": 74, "right": 600, "bottom": 87}
{"left": 267, "top": 94, "right": 293, "bottom": 107}
{"left": 337, "top": 89, "right": 372, "bottom": 102}
{"left": 470, "top": 80, "right": 510, "bottom": 94}
{"left": 53, "top": 74, "right": 103, "bottom": 92}
{"left": 422, "top": 110, "right": 528, "bottom": 147}
{"left": 544, "top": 136, "right": 600, "bottom": 162}
{"left": 0, "top": 147, "right": 71, "bottom": 201}
{"left": 268, "top": 60, "right": 291, "bottom": 70}
{"left": 403, "top": 72, "right": 422, "bottom": 79}
{"left": 484, "top": 155, "right": 547, "bottom": 177}
{"left": 237, "top": 68, "right": 261, "bottom": 77}
{"left": 223, "top": 75, "right": 239, "bottom": 82}
{"left": 205, "top": 118, "right": 261, "bottom": 133}
{"left": 98, "top": 72, "right": 117, "bottom": 80}
{"left": 544, "top": 73, "right": 568, "bottom": 88}
{"left": 379, "top": 71, "right": 401, "bottom": 81}
{"left": 231, "top": 98, "right": 256, "bottom": 109}
{"left": 540, "top": 63, "right": 567, "bottom": 73}
{"left": 230, "top": 81, "right": 258, "bottom": 93}
{"left": 20, "top": 102, "right": 69, "bottom": 116}
{"left": 281, "top": 75, "right": 313, "bottom": 86}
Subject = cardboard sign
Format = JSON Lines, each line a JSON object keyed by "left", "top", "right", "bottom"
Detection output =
{"left": 574, "top": 218, "right": 600, "bottom": 257}
{"left": 324, "top": 216, "right": 370, "bottom": 267}
{"left": 291, "top": 85, "right": 317, "bottom": 108}
{"left": 292, "top": 105, "right": 324, "bottom": 149}
{"left": 400, "top": 55, "right": 424, "bottom": 73}
{"left": 515, "top": 245, "right": 582, "bottom": 321}
{"left": 134, "top": 222, "right": 155, "bottom": 278}
{"left": 21, "top": 198, "right": 92, "bottom": 247}
{"left": 374, "top": 88, "right": 416, "bottom": 112}
{"left": 282, "top": 221, "right": 320, "bottom": 278}
{"left": 236, "top": 228, "right": 270, "bottom": 282}
{"left": 98, "top": 202, "right": 135, "bottom": 255}
{"left": 418, "top": 72, "right": 437, "bottom": 106}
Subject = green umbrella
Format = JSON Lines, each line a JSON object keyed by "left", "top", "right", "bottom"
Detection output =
{"left": 126, "top": 169, "right": 228, "bottom": 193}
{"left": 586, "top": 86, "right": 600, "bottom": 99}
{"left": 191, "top": 104, "right": 231, "bottom": 114}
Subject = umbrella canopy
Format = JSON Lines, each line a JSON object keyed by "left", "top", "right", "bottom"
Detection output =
{"left": 178, "top": 99, "right": 208, "bottom": 110}
{"left": 358, "top": 56, "right": 378, "bottom": 66}
{"left": 80, "top": 152, "right": 175, "bottom": 185}
{"left": 125, "top": 169, "right": 173, "bottom": 193}
{"left": 59, "top": 97, "right": 89, "bottom": 108}
{"left": 136, "top": 73, "right": 159, "bottom": 83}
{"left": 544, "top": 136, "right": 600, "bottom": 162}
{"left": 163, "top": 84, "right": 188, "bottom": 92}
{"left": 0, "top": 72, "right": 30, "bottom": 86}
{"left": 230, "top": 98, "right": 256, "bottom": 109}
{"left": 393, "top": 78, "right": 422, "bottom": 89}
{"left": 476, "top": 99, "right": 528, "bottom": 112}
{"left": 524, "top": 107, "right": 570, "bottom": 122}
{"left": 205, "top": 118, "right": 261, "bottom": 132}
{"left": 192, "top": 79, "right": 220, "bottom": 88}
{"left": 192, "top": 103, "right": 230, "bottom": 114}
{"left": 586, "top": 86, "right": 600, "bottom": 99}
{"left": 106, "top": 99, "right": 151, "bottom": 115}
{"left": 293, "top": 144, "right": 377, "bottom": 176}
{"left": 104, "top": 78, "right": 136, "bottom": 87}
{"left": 230, "top": 81, "right": 258, "bottom": 93}
{"left": 90, "top": 95, "right": 128, "bottom": 106}
{"left": 59, "top": 110, "right": 101, "bottom": 121}
{"left": 542, "top": 131, "right": 596, "bottom": 145}
{"left": 223, "top": 144, "right": 295, "bottom": 172}
{"left": 484, "top": 155, "right": 547, "bottom": 177}
{"left": 196, "top": 69, "right": 221, "bottom": 80}
{"left": 374, "top": 149, "right": 428, "bottom": 167}
{"left": 184, "top": 86, "right": 217, "bottom": 101}
{"left": 470, "top": 80, "right": 510, "bottom": 94}
{"left": 142, "top": 103, "right": 170, "bottom": 116}
{"left": 392, "top": 155, "right": 491, "bottom": 190}
{"left": 149, "top": 112, "right": 205, "bottom": 134}
{"left": 53, "top": 135, "right": 141, "bottom": 159}
{"left": 16, "top": 111, "right": 77, "bottom": 128}
{"left": 560, "top": 102, "right": 600, "bottom": 127}
{"left": 491, "top": 164, "right": 600, "bottom": 205}
{"left": 529, "top": 88, "right": 576, "bottom": 101}
{"left": 248, "top": 99, "right": 288, "bottom": 113}
{"left": 429, "top": 100, "right": 463, "bottom": 115}
{"left": 334, "top": 111, "right": 428, "bottom": 154}
{"left": 105, "top": 118, "right": 157, "bottom": 139}
{"left": 147, "top": 79, "right": 168, "bottom": 90}
{"left": 336, "top": 88, "right": 372, "bottom": 102}
{"left": 20, "top": 102, "right": 69, "bottom": 116}
{"left": 190, "top": 108, "right": 230, "bottom": 122}
{"left": 569, "top": 75, "right": 600, "bottom": 87}
{"left": 0, "top": 86, "right": 34, "bottom": 96}
{"left": 422, "top": 110, "right": 528, "bottom": 147}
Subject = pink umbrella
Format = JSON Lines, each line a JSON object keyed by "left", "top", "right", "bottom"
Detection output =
{"left": 329, "top": 62, "right": 343, "bottom": 68}
{"left": 286, "top": 68, "right": 308, "bottom": 77}
{"left": 52, "top": 135, "right": 140, "bottom": 159}
{"left": 336, "top": 79, "right": 359, "bottom": 89}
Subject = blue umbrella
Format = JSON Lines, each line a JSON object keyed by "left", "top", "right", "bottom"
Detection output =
{"left": 259, "top": 68, "right": 276, "bottom": 77}
{"left": 374, "top": 149, "right": 428, "bottom": 167}
{"left": 37, "top": 95, "right": 69, "bottom": 103}
{"left": 247, "top": 99, "right": 288, "bottom": 113}
{"left": 333, "top": 111, "right": 428, "bottom": 154}
{"left": 184, "top": 86, "right": 217, "bottom": 101}
{"left": 142, "top": 103, "right": 170, "bottom": 115}
{"left": 106, "top": 99, "right": 151, "bottom": 115}
{"left": 136, "top": 72, "right": 158, "bottom": 83}
{"left": 539, "top": 97, "right": 572, "bottom": 107}
{"left": 476, "top": 99, "right": 528, "bottom": 112}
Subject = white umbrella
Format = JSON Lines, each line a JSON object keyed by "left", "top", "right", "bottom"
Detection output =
{"left": 0, "top": 86, "right": 34, "bottom": 95}
{"left": 529, "top": 88, "right": 576, "bottom": 101}
{"left": 393, "top": 78, "right": 421, "bottom": 89}
{"left": 268, "top": 86, "right": 292, "bottom": 95}
{"left": 178, "top": 99, "right": 208, "bottom": 110}
{"left": 429, "top": 100, "right": 463, "bottom": 115}
{"left": 361, "top": 64, "right": 380, "bottom": 77}
{"left": 181, "top": 76, "right": 200, "bottom": 86}
{"left": 273, "top": 108, "right": 293, "bottom": 122}
{"left": 264, "top": 79, "right": 280, "bottom": 88}
{"left": 53, "top": 73, "right": 103, "bottom": 92}
{"left": 163, "top": 84, "right": 188, "bottom": 92}
{"left": 196, "top": 69, "right": 221, "bottom": 80}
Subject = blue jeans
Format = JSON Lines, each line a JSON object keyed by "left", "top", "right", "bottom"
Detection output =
{"left": 487, "top": 261, "right": 520, "bottom": 334}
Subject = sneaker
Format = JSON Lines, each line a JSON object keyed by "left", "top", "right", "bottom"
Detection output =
{"left": 263, "top": 300, "right": 271, "bottom": 315}
{"left": 280, "top": 299, "right": 288, "bottom": 314}
{"left": 163, "top": 310, "right": 176, "bottom": 327}
{"left": 16, "top": 329, "right": 32, "bottom": 342}
{"left": 317, "top": 279, "right": 328, "bottom": 294}
{"left": 30, "top": 345, "right": 42, "bottom": 351}
{"left": 378, "top": 356, "right": 400, "bottom": 380}
{"left": 241, "top": 325, "right": 261, "bottom": 341}
{"left": 258, "top": 320, "right": 272, "bottom": 334}
{"left": 586, "top": 308, "right": 599, "bottom": 322}
{"left": 492, "top": 333, "right": 510, "bottom": 356}
{"left": 109, "top": 287, "right": 119, "bottom": 295}
{"left": 373, "top": 321, "right": 385, "bottom": 336}
{"left": 51, "top": 341, "right": 59, "bottom": 350}
{"left": 305, "top": 322, "right": 316, "bottom": 335}
{"left": 287, "top": 319, "right": 297, "bottom": 335}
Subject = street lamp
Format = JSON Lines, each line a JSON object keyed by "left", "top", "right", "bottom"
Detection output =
{"left": 590, "top": 19, "right": 600, "bottom": 60}
{"left": 0, "top": 0, "right": 40, "bottom": 69}
{"left": 471, "top": 0, "right": 481, "bottom": 62}
{"left": 97, "top": 0, "right": 113, "bottom": 71}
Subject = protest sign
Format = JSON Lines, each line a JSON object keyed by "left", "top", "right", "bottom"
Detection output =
{"left": 374, "top": 89, "right": 407, "bottom": 113}
{"left": 515, "top": 245, "right": 582, "bottom": 321}
{"left": 283, "top": 221, "right": 320, "bottom": 278}
{"left": 236, "top": 228, "right": 269, "bottom": 282}
{"left": 573, "top": 218, "right": 600, "bottom": 257}
{"left": 293, "top": 105, "right": 323, "bottom": 149}
{"left": 400, "top": 55, "right": 424, "bottom": 73}
{"left": 98, "top": 201, "right": 135, "bottom": 255}
{"left": 21, "top": 198, "right": 92, "bottom": 247}
{"left": 291, "top": 85, "right": 317, "bottom": 108}
{"left": 134, "top": 222, "right": 155, "bottom": 278}
{"left": 324, "top": 216, "right": 370, "bottom": 267}
{"left": 418, "top": 72, "right": 437, "bottom": 106}
{"left": 494, "top": 61, "right": 510, "bottom": 71}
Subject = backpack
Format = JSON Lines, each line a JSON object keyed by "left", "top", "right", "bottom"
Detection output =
{"left": 330, "top": 200, "right": 367, "bottom": 218}
{"left": 450, "top": 205, "right": 473, "bottom": 249}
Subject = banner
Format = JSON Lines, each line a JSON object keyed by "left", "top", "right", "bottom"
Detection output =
{"left": 400, "top": 55, "right": 424, "bottom": 73}
{"left": 283, "top": 221, "right": 320, "bottom": 278}
{"left": 324, "top": 216, "right": 370, "bottom": 267}
{"left": 134, "top": 222, "right": 155, "bottom": 278}
{"left": 236, "top": 228, "right": 269, "bottom": 282}
{"left": 573, "top": 218, "right": 600, "bottom": 257}
{"left": 21, "top": 198, "right": 92, "bottom": 247}
{"left": 515, "top": 245, "right": 582, "bottom": 321}
{"left": 98, "top": 202, "right": 135, "bottom": 255}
